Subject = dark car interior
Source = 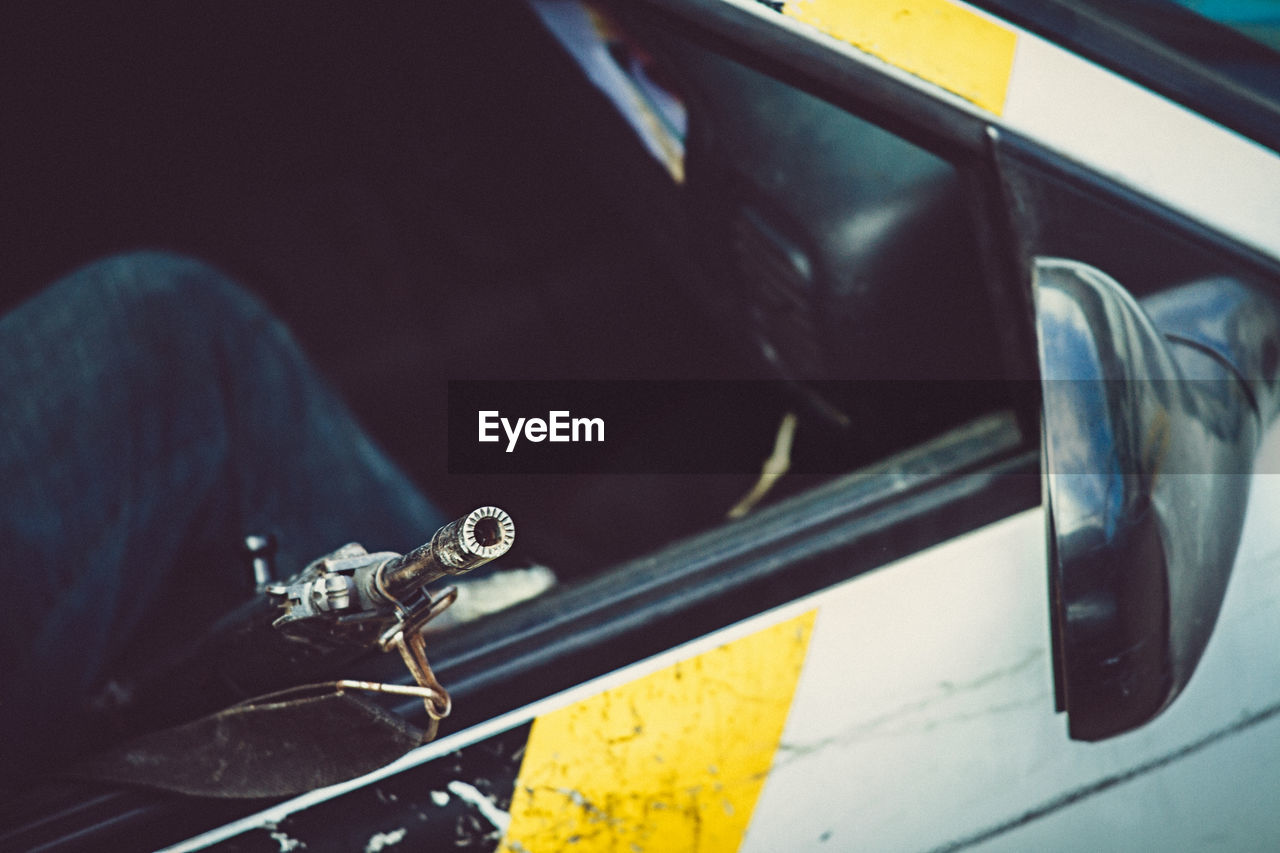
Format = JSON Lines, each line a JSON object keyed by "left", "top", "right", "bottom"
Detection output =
{"left": 5, "top": 0, "right": 1015, "bottom": 576}
{"left": 3, "top": 0, "right": 1034, "bottom": 847}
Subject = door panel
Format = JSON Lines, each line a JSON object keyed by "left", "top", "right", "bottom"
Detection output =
{"left": 745, "top": 426, "right": 1280, "bottom": 851}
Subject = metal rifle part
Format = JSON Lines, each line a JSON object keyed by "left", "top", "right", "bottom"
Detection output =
{"left": 243, "top": 533, "right": 277, "bottom": 593}
{"left": 266, "top": 507, "right": 515, "bottom": 730}
{"left": 371, "top": 506, "right": 516, "bottom": 611}
{"left": 269, "top": 507, "right": 515, "bottom": 631}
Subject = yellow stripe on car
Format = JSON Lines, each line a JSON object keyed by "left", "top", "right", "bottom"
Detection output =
{"left": 502, "top": 610, "right": 817, "bottom": 852}
{"left": 783, "top": 0, "right": 1018, "bottom": 115}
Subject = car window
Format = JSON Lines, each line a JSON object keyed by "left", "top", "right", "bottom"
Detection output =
{"left": 468, "top": 1, "right": 1026, "bottom": 578}
{"left": 1155, "top": 0, "right": 1280, "bottom": 51}
{"left": 1119, "top": 0, "right": 1280, "bottom": 103}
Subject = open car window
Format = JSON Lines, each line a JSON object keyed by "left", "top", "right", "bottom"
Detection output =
{"left": 434, "top": 0, "right": 1029, "bottom": 584}
{"left": 379, "top": 0, "right": 1040, "bottom": 728}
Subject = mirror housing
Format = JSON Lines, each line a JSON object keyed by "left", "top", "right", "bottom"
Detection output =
{"left": 1035, "top": 258, "right": 1280, "bottom": 740}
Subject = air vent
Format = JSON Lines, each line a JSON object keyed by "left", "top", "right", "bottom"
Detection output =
{"left": 732, "top": 207, "right": 812, "bottom": 310}
{"left": 732, "top": 206, "right": 822, "bottom": 375}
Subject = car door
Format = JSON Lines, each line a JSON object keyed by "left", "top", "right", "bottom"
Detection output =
{"left": 21, "top": 1, "right": 1280, "bottom": 851}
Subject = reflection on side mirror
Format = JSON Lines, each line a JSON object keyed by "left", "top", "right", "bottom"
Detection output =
{"left": 1035, "top": 258, "right": 1280, "bottom": 741}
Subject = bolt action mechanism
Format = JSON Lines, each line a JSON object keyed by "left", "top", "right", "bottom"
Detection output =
{"left": 266, "top": 507, "right": 514, "bottom": 733}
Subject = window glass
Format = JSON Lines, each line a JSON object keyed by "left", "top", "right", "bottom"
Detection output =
{"left": 1046, "top": 0, "right": 1280, "bottom": 104}
{"left": 1168, "top": 0, "right": 1280, "bottom": 50}
{"left": 492, "top": 1, "right": 1019, "bottom": 574}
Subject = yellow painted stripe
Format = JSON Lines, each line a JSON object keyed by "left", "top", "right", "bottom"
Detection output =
{"left": 501, "top": 611, "right": 817, "bottom": 852}
{"left": 783, "top": 0, "right": 1017, "bottom": 115}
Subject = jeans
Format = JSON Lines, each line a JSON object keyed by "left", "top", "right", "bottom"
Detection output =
{"left": 0, "top": 252, "right": 444, "bottom": 780}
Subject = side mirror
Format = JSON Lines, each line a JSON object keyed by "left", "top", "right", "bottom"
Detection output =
{"left": 1035, "top": 258, "right": 1280, "bottom": 740}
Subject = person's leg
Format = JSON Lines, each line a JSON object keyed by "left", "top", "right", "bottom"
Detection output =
{"left": 0, "top": 251, "right": 444, "bottom": 777}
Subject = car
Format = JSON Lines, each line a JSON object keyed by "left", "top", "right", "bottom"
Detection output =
{"left": 3, "top": 0, "right": 1280, "bottom": 850}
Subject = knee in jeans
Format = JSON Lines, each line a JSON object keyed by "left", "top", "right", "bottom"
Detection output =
{"left": 84, "top": 251, "right": 270, "bottom": 332}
